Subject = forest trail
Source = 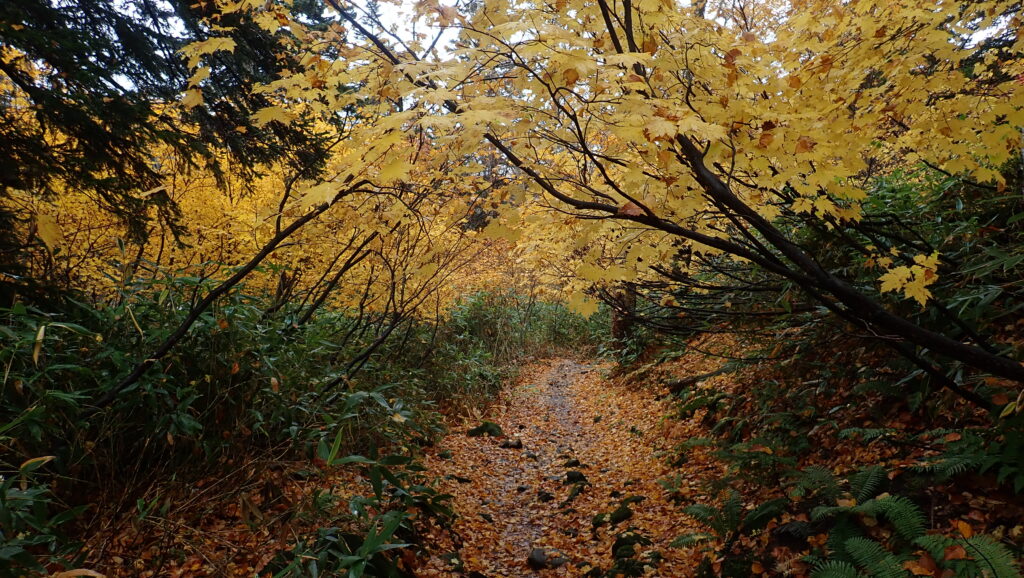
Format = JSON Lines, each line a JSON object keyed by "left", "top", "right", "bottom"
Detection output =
{"left": 418, "top": 359, "right": 718, "bottom": 576}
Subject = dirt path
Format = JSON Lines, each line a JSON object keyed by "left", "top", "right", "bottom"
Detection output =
{"left": 418, "top": 359, "right": 717, "bottom": 576}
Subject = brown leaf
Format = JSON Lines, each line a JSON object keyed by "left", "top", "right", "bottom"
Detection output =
{"left": 903, "top": 553, "right": 938, "bottom": 576}
{"left": 943, "top": 544, "right": 969, "bottom": 560}
{"left": 795, "top": 136, "right": 816, "bottom": 154}
{"left": 617, "top": 202, "right": 644, "bottom": 217}
{"left": 724, "top": 48, "right": 742, "bottom": 68}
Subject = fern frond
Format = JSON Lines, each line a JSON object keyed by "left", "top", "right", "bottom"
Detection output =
{"left": 875, "top": 496, "right": 926, "bottom": 541}
{"left": 913, "top": 534, "right": 955, "bottom": 562}
{"left": 670, "top": 532, "right": 715, "bottom": 548}
{"left": 839, "top": 428, "right": 897, "bottom": 442}
{"left": 849, "top": 466, "right": 885, "bottom": 502}
{"left": 743, "top": 498, "right": 788, "bottom": 534}
{"left": 721, "top": 490, "right": 743, "bottom": 532}
{"left": 964, "top": 535, "right": 1022, "bottom": 578}
{"left": 844, "top": 537, "right": 890, "bottom": 570}
{"left": 827, "top": 518, "right": 865, "bottom": 562}
{"left": 792, "top": 465, "right": 841, "bottom": 502}
{"left": 843, "top": 537, "right": 910, "bottom": 578}
{"left": 811, "top": 560, "right": 862, "bottom": 578}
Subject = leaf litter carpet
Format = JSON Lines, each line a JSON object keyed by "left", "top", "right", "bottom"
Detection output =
{"left": 419, "top": 359, "right": 718, "bottom": 576}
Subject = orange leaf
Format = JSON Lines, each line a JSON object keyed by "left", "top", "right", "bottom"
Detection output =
{"left": 618, "top": 202, "right": 644, "bottom": 217}
{"left": 758, "top": 132, "right": 775, "bottom": 148}
{"left": 795, "top": 136, "right": 816, "bottom": 154}
{"left": 956, "top": 520, "right": 973, "bottom": 538}
{"left": 943, "top": 433, "right": 962, "bottom": 442}
{"left": 903, "top": 554, "right": 938, "bottom": 576}
{"left": 943, "top": 544, "right": 969, "bottom": 560}
{"left": 788, "top": 76, "right": 802, "bottom": 89}
{"left": 904, "top": 562, "right": 932, "bottom": 576}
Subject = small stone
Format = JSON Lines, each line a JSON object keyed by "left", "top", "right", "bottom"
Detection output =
{"left": 528, "top": 548, "right": 569, "bottom": 570}
{"left": 538, "top": 490, "right": 555, "bottom": 502}
{"left": 563, "top": 458, "right": 581, "bottom": 467}
{"left": 516, "top": 485, "right": 529, "bottom": 493}
{"left": 499, "top": 438, "right": 524, "bottom": 449}
{"left": 527, "top": 548, "right": 548, "bottom": 570}
{"left": 565, "top": 470, "right": 588, "bottom": 485}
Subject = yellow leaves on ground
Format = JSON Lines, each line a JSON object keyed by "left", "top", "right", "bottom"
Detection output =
{"left": 419, "top": 360, "right": 710, "bottom": 576}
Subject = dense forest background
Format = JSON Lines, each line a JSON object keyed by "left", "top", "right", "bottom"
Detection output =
{"left": 2, "top": 0, "right": 1024, "bottom": 575}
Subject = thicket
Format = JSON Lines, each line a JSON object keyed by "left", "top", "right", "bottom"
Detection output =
{"left": 608, "top": 168, "right": 1024, "bottom": 576}
{"left": 0, "top": 269, "right": 602, "bottom": 574}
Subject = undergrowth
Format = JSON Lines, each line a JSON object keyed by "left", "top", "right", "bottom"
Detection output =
{"left": 0, "top": 270, "right": 601, "bottom": 574}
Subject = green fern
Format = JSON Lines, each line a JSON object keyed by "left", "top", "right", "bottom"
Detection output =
{"left": 669, "top": 532, "right": 715, "bottom": 548}
{"left": 915, "top": 533, "right": 1022, "bottom": 578}
{"left": 913, "top": 533, "right": 956, "bottom": 562}
{"left": 844, "top": 537, "right": 910, "bottom": 578}
{"left": 742, "top": 498, "right": 788, "bottom": 533}
{"left": 811, "top": 560, "right": 862, "bottom": 578}
{"left": 791, "top": 465, "right": 842, "bottom": 503}
{"left": 962, "top": 534, "right": 1021, "bottom": 578}
{"left": 849, "top": 466, "right": 885, "bottom": 503}
{"left": 874, "top": 496, "right": 926, "bottom": 542}
{"left": 839, "top": 428, "right": 898, "bottom": 443}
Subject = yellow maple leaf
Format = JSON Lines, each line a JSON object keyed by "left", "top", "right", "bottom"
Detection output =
{"left": 251, "top": 106, "right": 295, "bottom": 127}
{"left": 35, "top": 213, "right": 63, "bottom": 253}
{"left": 878, "top": 266, "right": 911, "bottom": 294}
{"left": 378, "top": 158, "right": 413, "bottom": 183}
{"left": 181, "top": 88, "right": 203, "bottom": 110}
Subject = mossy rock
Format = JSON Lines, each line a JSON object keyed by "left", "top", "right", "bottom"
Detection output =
{"left": 565, "top": 470, "right": 589, "bottom": 485}
{"left": 609, "top": 504, "right": 633, "bottom": 524}
{"left": 467, "top": 421, "right": 503, "bottom": 437}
